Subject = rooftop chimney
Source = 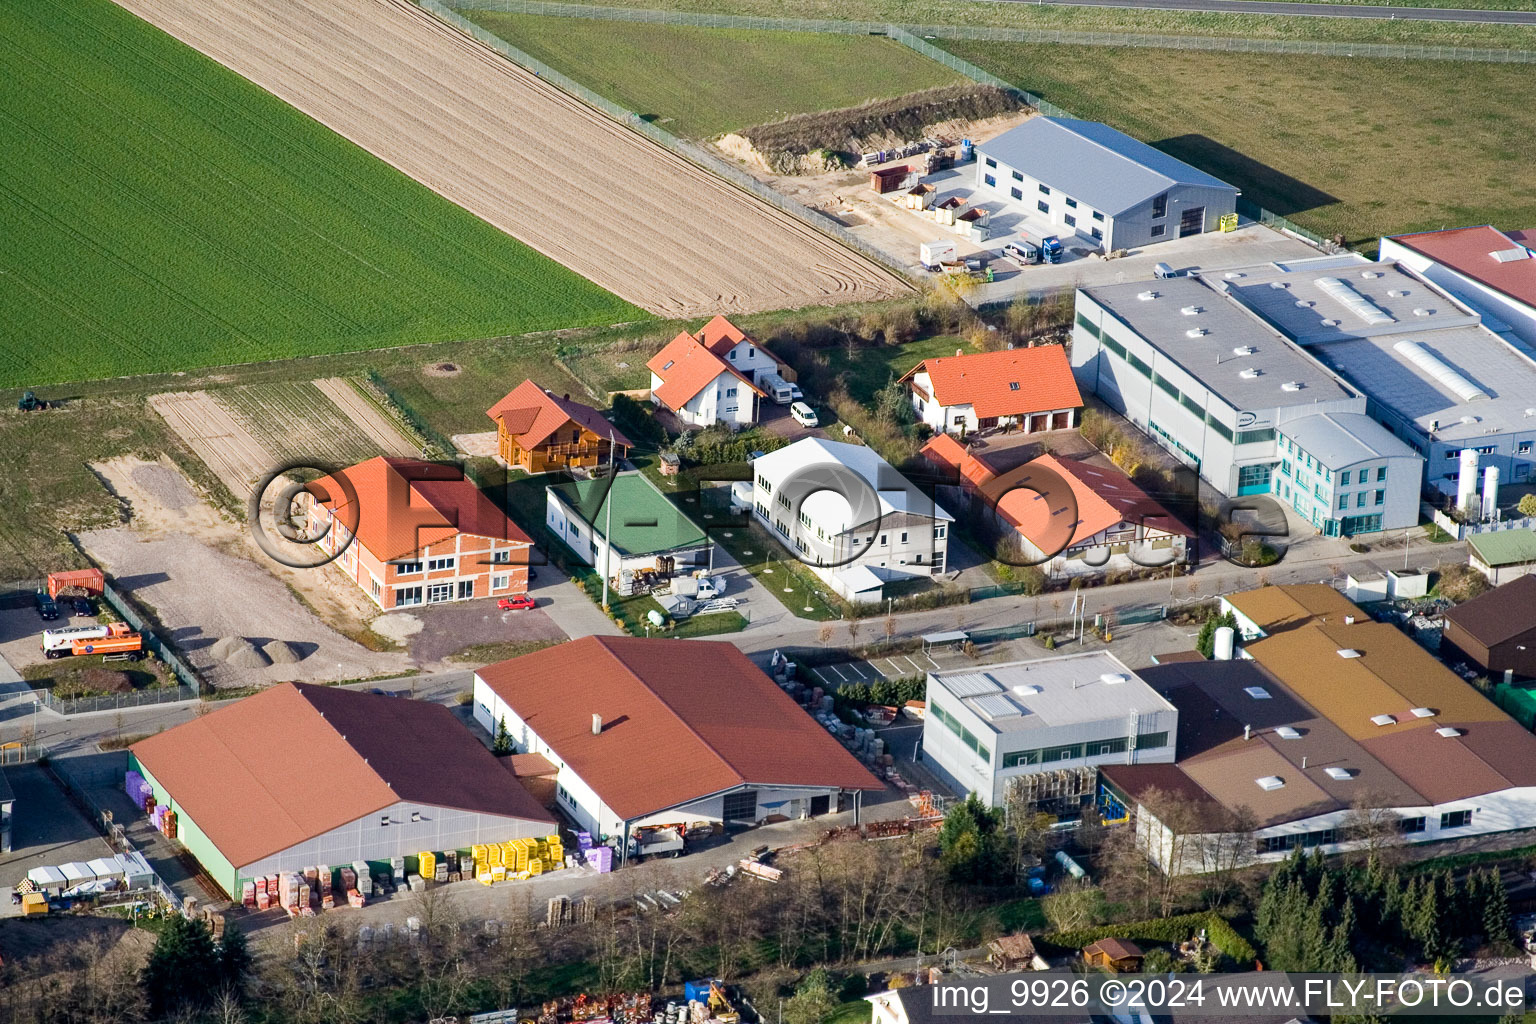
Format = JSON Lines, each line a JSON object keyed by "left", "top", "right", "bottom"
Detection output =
{"left": 592, "top": 713, "right": 602, "bottom": 736}
{"left": 1302, "top": 756, "right": 1308, "bottom": 770}
{"left": 564, "top": 393, "right": 571, "bottom": 401}
{"left": 1344, "top": 615, "right": 1355, "bottom": 625}
{"left": 1244, "top": 724, "right": 1252, "bottom": 741}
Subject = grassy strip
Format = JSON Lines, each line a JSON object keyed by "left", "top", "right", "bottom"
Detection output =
{"left": 937, "top": 41, "right": 1536, "bottom": 248}
{"left": 508, "top": 0, "right": 1536, "bottom": 48}
{"left": 0, "top": 0, "right": 642, "bottom": 387}
{"left": 466, "top": 11, "right": 961, "bottom": 138}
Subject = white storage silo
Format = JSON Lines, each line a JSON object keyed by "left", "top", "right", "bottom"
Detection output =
{"left": 1214, "top": 625, "right": 1235, "bottom": 661}
{"left": 1483, "top": 465, "right": 1500, "bottom": 520}
{"left": 1457, "top": 448, "right": 1481, "bottom": 513}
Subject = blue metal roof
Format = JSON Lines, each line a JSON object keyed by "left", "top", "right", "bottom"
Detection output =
{"left": 978, "top": 117, "right": 1238, "bottom": 217}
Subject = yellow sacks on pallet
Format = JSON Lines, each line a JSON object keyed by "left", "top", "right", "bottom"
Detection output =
{"left": 491, "top": 865, "right": 507, "bottom": 882}
{"left": 528, "top": 857, "right": 543, "bottom": 876}
{"left": 418, "top": 851, "right": 435, "bottom": 878}
{"left": 478, "top": 870, "right": 494, "bottom": 886}
{"left": 471, "top": 844, "right": 489, "bottom": 866}
{"left": 510, "top": 839, "right": 531, "bottom": 872}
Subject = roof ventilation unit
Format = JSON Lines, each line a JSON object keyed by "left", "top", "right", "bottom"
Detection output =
{"left": 1295, "top": 300, "right": 1315, "bottom": 308}
{"left": 1281, "top": 381, "right": 1304, "bottom": 392}
{"left": 1013, "top": 684, "right": 1042, "bottom": 696}
{"left": 1526, "top": 408, "right": 1536, "bottom": 418}
{"left": 1181, "top": 306, "right": 1203, "bottom": 316}
{"left": 1338, "top": 649, "right": 1362, "bottom": 658}
{"left": 1232, "top": 345, "right": 1255, "bottom": 356}
{"left": 1186, "top": 328, "right": 1209, "bottom": 338}
{"left": 1411, "top": 707, "right": 1437, "bottom": 718}
{"left": 1491, "top": 246, "right": 1531, "bottom": 263}
{"left": 1100, "top": 673, "right": 1129, "bottom": 686}
{"left": 1462, "top": 415, "right": 1479, "bottom": 425}
{"left": 1239, "top": 368, "right": 1261, "bottom": 379}
{"left": 1325, "top": 767, "right": 1355, "bottom": 780}
{"left": 1224, "top": 272, "right": 1245, "bottom": 280}
{"left": 1388, "top": 289, "right": 1408, "bottom": 297}
{"left": 1274, "top": 726, "right": 1301, "bottom": 740}
{"left": 1360, "top": 271, "right": 1382, "bottom": 279}
{"left": 1413, "top": 308, "right": 1433, "bottom": 317}
{"left": 1316, "top": 276, "right": 1395, "bottom": 325}
{"left": 1436, "top": 727, "right": 1463, "bottom": 738}
{"left": 1321, "top": 318, "right": 1342, "bottom": 327}
{"left": 1371, "top": 713, "right": 1396, "bottom": 726}
{"left": 1137, "top": 290, "right": 1159, "bottom": 301}
{"left": 1256, "top": 776, "right": 1285, "bottom": 791}
{"left": 1392, "top": 341, "right": 1488, "bottom": 401}
{"left": 1244, "top": 686, "right": 1272, "bottom": 700}
{"left": 1270, "top": 281, "right": 1290, "bottom": 290}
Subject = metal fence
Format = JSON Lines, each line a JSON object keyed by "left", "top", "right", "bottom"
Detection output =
{"left": 416, "top": 0, "right": 913, "bottom": 279}
{"left": 37, "top": 581, "right": 203, "bottom": 715}
{"left": 445, "top": 0, "right": 1536, "bottom": 65}
{"left": 0, "top": 741, "right": 45, "bottom": 766}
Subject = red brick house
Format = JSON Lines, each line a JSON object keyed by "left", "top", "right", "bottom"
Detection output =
{"left": 310, "top": 457, "right": 533, "bottom": 609}
{"left": 486, "top": 380, "right": 634, "bottom": 474}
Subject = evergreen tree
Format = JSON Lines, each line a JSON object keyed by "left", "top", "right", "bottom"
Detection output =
{"left": 141, "top": 914, "right": 220, "bottom": 1018}
{"left": 938, "top": 793, "right": 1005, "bottom": 883}
{"left": 492, "top": 715, "right": 513, "bottom": 755}
{"left": 1482, "top": 868, "right": 1513, "bottom": 947}
{"left": 219, "top": 921, "right": 253, "bottom": 1003}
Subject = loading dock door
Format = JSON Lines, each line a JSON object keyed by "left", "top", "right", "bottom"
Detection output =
{"left": 810, "top": 794, "right": 830, "bottom": 816}
{"left": 1179, "top": 207, "right": 1205, "bottom": 237}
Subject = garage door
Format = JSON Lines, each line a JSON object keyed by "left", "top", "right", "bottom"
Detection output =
{"left": 1179, "top": 207, "right": 1205, "bottom": 237}
{"left": 810, "top": 794, "right": 830, "bottom": 816}
{"left": 722, "top": 790, "right": 758, "bottom": 822}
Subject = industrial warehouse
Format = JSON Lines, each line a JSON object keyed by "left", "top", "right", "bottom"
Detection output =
{"left": 473, "top": 636, "right": 883, "bottom": 851}
{"left": 128, "top": 683, "right": 554, "bottom": 899}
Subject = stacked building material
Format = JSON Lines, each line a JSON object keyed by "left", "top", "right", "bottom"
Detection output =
{"left": 124, "top": 771, "right": 155, "bottom": 810}
{"left": 242, "top": 881, "right": 257, "bottom": 908}
{"left": 545, "top": 834, "right": 565, "bottom": 865}
{"left": 347, "top": 888, "right": 365, "bottom": 908}
{"left": 585, "top": 846, "right": 613, "bottom": 872}
{"left": 418, "top": 851, "right": 436, "bottom": 879}
{"left": 392, "top": 857, "right": 405, "bottom": 887}
{"left": 162, "top": 810, "right": 177, "bottom": 839}
{"left": 319, "top": 864, "right": 335, "bottom": 909}
{"left": 339, "top": 865, "right": 357, "bottom": 893}
{"left": 351, "top": 862, "right": 372, "bottom": 897}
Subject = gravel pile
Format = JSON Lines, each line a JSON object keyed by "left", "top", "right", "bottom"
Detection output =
{"left": 263, "top": 640, "right": 304, "bottom": 664}
{"left": 211, "top": 636, "right": 271, "bottom": 668}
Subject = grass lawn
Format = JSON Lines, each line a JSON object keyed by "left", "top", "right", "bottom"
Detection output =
{"left": 833, "top": 335, "right": 965, "bottom": 404}
{"left": 0, "top": 0, "right": 642, "bottom": 388}
{"left": 464, "top": 12, "right": 961, "bottom": 138}
{"left": 506, "top": 0, "right": 1536, "bottom": 49}
{"left": 937, "top": 42, "right": 1536, "bottom": 249}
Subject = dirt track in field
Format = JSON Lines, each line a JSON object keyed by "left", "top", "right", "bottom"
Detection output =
{"left": 313, "top": 378, "right": 422, "bottom": 456}
{"left": 148, "top": 390, "right": 274, "bottom": 498}
{"left": 110, "top": 0, "right": 908, "bottom": 317}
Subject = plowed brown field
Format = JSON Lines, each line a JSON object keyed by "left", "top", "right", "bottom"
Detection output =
{"left": 111, "top": 0, "right": 907, "bottom": 317}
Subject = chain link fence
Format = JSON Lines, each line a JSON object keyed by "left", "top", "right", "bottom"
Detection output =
{"left": 37, "top": 582, "right": 202, "bottom": 715}
{"left": 417, "top": 0, "right": 913, "bottom": 278}
{"left": 446, "top": 0, "right": 1536, "bottom": 64}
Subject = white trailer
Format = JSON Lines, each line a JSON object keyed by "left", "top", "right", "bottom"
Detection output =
{"left": 41, "top": 624, "right": 109, "bottom": 653}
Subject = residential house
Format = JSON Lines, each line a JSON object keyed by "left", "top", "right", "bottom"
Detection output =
{"left": 310, "top": 457, "right": 532, "bottom": 609}
{"left": 472, "top": 637, "right": 882, "bottom": 846}
{"left": 750, "top": 438, "right": 953, "bottom": 603}
{"left": 902, "top": 346, "right": 1080, "bottom": 436}
{"left": 486, "top": 380, "right": 633, "bottom": 473}
{"left": 545, "top": 471, "right": 710, "bottom": 576}
{"left": 647, "top": 316, "right": 779, "bottom": 429}
{"left": 1442, "top": 574, "right": 1536, "bottom": 681}
{"left": 922, "top": 439, "right": 1191, "bottom": 576}
{"left": 975, "top": 117, "right": 1239, "bottom": 251}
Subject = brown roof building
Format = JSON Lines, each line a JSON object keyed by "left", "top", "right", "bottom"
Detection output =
{"left": 1103, "top": 585, "right": 1536, "bottom": 874}
{"left": 1442, "top": 574, "right": 1536, "bottom": 681}
{"left": 472, "top": 636, "right": 882, "bottom": 844}
{"left": 1222, "top": 583, "right": 1361, "bottom": 639}
{"left": 486, "top": 380, "right": 633, "bottom": 474}
{"left": 129, "top": 683, "right": 553, "bottom": 898}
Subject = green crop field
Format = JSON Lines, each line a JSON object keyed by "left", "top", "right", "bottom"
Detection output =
{"left": 465, "top": 11, "right": 963, "bottom": 137}
{"left": 939, "top": 41, "right": 1536, "bottom": 248}
{"left": 0, "top": 0, "right": 644, "bottom": 389}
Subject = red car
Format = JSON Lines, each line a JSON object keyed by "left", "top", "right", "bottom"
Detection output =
{"left": 498, "top": 594, "right": 536, "bottom": 611}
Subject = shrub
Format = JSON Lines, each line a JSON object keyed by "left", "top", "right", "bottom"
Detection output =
{"left": 1042, "top": 912, "right": 1254, "bottom": 965}
{"left": 1436, "top": 562, "right": 1491, "bottom": 603}
{"left": 611, "top": 393, "right": 666, "bottom": 446}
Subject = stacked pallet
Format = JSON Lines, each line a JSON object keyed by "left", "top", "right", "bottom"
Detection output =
{"left": 351, "top": 861, "right": 373, "bottom": 897}
{"left": 319, "top": 864, "right": 334, "bottom": 910}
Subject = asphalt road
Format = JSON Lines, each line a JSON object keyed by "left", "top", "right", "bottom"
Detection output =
{"left": 989, "top": 0, "right": 1536, "bottom": 25}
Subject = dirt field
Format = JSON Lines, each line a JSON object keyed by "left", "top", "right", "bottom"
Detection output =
{"left": 79, "top": 458, "right": 410, "bottom": 689}
{"left": 147, "top": 391, "right": 272, "bottom": 499}
{"left": 110, "top": 0, "right": 906, "bottom": 317}
{"left": 312, "top": 378, "right": 425, "bottom": 456}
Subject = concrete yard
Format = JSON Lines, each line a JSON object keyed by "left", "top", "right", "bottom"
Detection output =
{"left": 0, "top": 764, "right": 116, "bottom": 918}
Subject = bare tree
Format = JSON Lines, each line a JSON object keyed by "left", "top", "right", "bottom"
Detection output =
{"left": 817, "top": 623, "right": 834, "bottom": 649}
{"left": 1340, "top": 791, "right": 1407, "bottom": 869}
{"left": 1041, "top": 879, "right": 1104, "bottom": 932}
{"left": 845, "top": 619, "right": 862, "bottom": 648}
{"left": 1188, "top": 805, "right": 1259, "bottom": 906}
{"left": 882, "top": 614, "right": 897, "bottom": 650}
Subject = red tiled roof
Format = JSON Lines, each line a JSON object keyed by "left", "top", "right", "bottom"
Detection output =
{"left": 1390, "top": 225, "right": 1536, "bottom": 310}
{"left": 132, "top": 683, "right": 552, "bottom": 869}
{"left": 919, "top": 433, "right": 968, "bottom": 475}
{"left": 486, "top": 379, "right": 634, "bottom": 450}
{"left": 696, "top": 315, "right": 749, "bottom": 356}
{"left": 476, "top": 636, "right": 882, "bottom": 821}
{"left": 903, "top": 346, "right": 1081, "bottom": 419}
{"left": 988, "top": 453, "right": 1189, "bottom": 552}
{"left": 646, "top": 331, "right": 763, "bottom": 410}
{"left": 311, "top": 457, "right": 531, "bottom": 563}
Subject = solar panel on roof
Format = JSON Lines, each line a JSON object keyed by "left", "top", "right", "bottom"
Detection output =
{"left": 944, "top": 672, "right": 1003, "bottom": 697}
{"left": 971, "top": 693, "right": 1027, "bottom": 719}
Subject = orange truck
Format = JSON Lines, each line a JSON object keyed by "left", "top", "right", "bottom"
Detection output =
{"left": 44, "top": 622, "right": 145, "bottom": 661}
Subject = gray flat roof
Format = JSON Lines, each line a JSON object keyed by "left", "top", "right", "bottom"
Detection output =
{"left": 1084, "top": 276, "right": 1355, "bottom": 411}
{"left": 1280, "top": 412, "right": 1418, "bottom": 469}
{"left": 978, "top": 117, "right": 1237, "bottom": 217}
{"left": 1218, "top": 259, "right": 1536, "bottom": 441}
{"left": 931, "top": 651, "right": 1173, "bottom": 734}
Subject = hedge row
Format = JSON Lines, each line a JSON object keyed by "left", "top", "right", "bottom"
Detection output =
{"left": 1041, "top": 912, "right": 1256, "bottom": 966}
